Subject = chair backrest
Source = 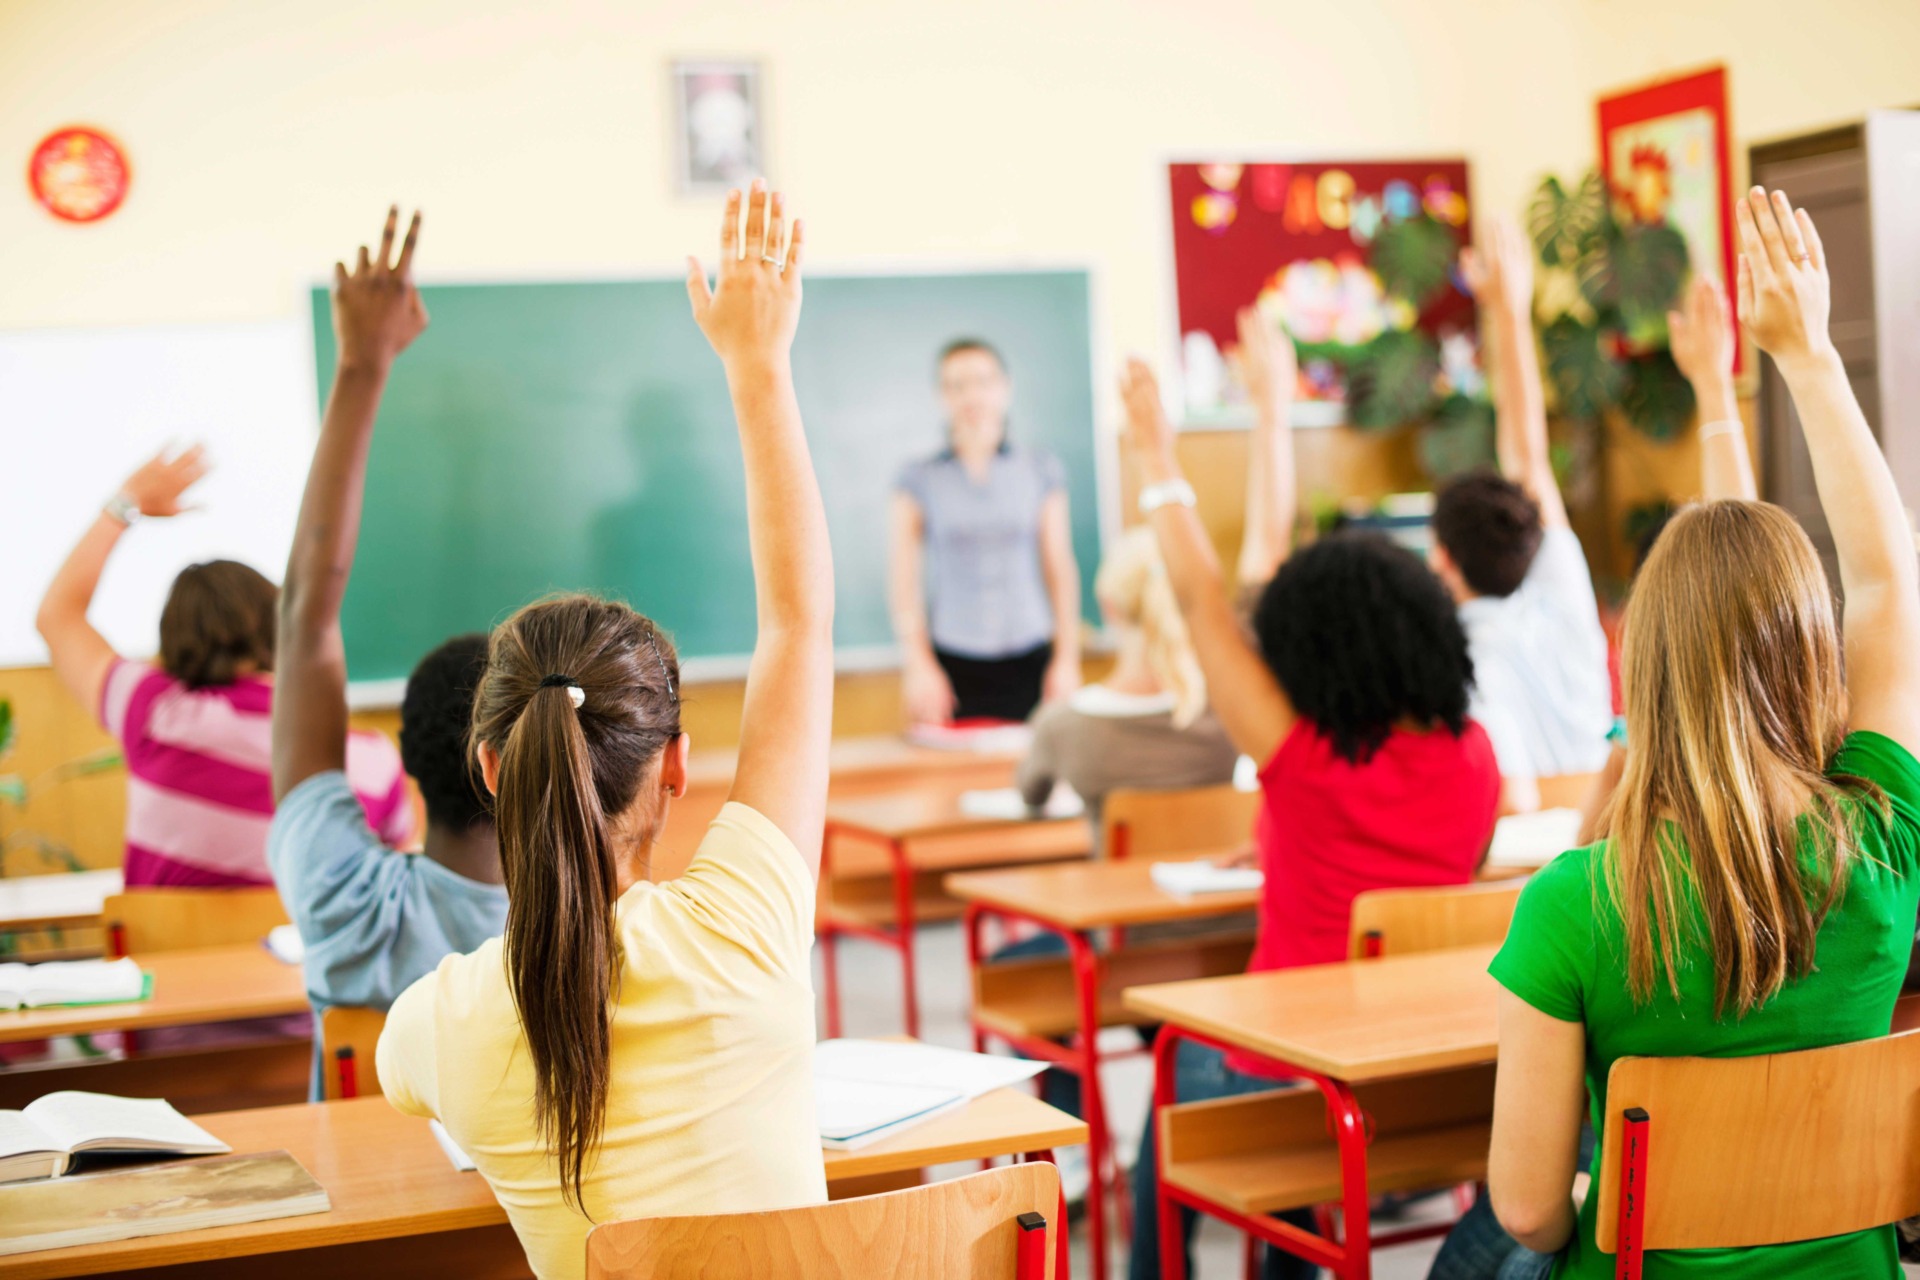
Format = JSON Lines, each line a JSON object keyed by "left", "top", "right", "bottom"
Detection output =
{"left": 586, "top": 1162, "right": 1062, "bottom": 1279}
{"left": 1595, "top": 1030, "right": 1920, "bottom": 1267}
{"left": 1346, "top": 880, "right": 1525, "bottom": 959}
{"left": 1102, "top": 784, "right": 1260, "bottom": 862}
{"left": 320, "top": 1005, "right": 390, "bottom": 1101}
{"left": 103, "top": 887, "right": 290, "bottom": 955}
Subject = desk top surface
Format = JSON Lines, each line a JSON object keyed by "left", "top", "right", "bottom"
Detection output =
{"left": 0, "top": 943, "right": 307, "bottom": 1045}
{"left": 945, "top": 859, "right": 1257, "bottom": 929}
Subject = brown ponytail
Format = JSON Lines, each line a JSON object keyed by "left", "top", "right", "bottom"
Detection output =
{"left": 470, "top": 594, "right": 681, "bottom": 1208}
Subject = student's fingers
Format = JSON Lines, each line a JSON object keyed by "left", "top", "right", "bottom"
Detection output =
{"left": 1702, "top": 274, "right": 1730, "bottom": 331}
{"left": 1733, "top": 198, "right": 1767, "bottom": 288}
{"left": 684, "top": 256, "right": 713, "bottom": 320}
{"left": 1746, "top": 187, "right": 1790, "bottom": 275}
{"left": 356, "top": 244, "right": 372, "bottom": 276}
{"left": 1459, "top": 246, "right": 1487, "bottom": 295}
{"left": 395, "top": 211, "right": 422, "bottom": 277}
{"left": 743, "top": 178, "right": 768, "bottom": 257}
{"left": 786, "top": 217, "right": 805, "bottom": 277}
{"left": 719, "top": 188, "right": 742, "bottom": 263}
{"left": 1735, "top": 252, "right": 1755, "bottom": 328}
{"left": 334, "top": 261, "right": 349, "bottom": 291}
{"left": 1772, "top": 191, "right": 1809, "bottom": 267}
{"left": 1235, "top": 306, "right": 1262, "bottom": 358}
{"left": 765, "top": 191, "right": 786, "bottom": 267}
{"left": 1796, "top": 207, "right": 1825, "bottom": 274}
{"left": 377, "top": 206, "right": 398, "bottom": 272}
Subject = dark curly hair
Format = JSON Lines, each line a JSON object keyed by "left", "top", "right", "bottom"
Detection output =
{"left": 1252, "top": 531, "right": 1475, "bottom": 764}
{"left": 159, "top": 561, "right": 278, "bottom": 689}
{"left": 398, "top": 633, "right": 493, "bottom": 832}
{"left": 1430, "top": 470, "right": 1544, "bottom": 598}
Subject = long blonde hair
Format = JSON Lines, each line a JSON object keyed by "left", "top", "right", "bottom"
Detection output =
{"left": 1096, "top": 527, "right": 1207, "bottom": 728}
{"left": 1602, "top": 501, "right": 1881, "bottom": 1017}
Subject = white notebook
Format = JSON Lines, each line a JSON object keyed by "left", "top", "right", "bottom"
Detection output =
{"left": 0, "top": 1093, "right": 230, "bottom": 1184}
{"left": 1486, "top": 808, "right": 1583, "bottom": 869}
{"left": 957, "top": 785, "right": 1085, "bottom": 822}
{"left": 814, "top": 1040, "right": 1047, "bottom": 1151}
{"left": 264, "top": 924, "right": 305, "bottom": 965}
{"left": 1150, "top": 859, "right": 1264, "bottom": 898}
{"left": 429, "top": 1119, "right": 476, "bottom": 1172}
{"left": 0, "top": 959, "right": 145, "bottom": 1011}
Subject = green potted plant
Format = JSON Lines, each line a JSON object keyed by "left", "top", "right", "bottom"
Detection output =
{"left": 0, "top": 697, "right": 123, "bottom": 878}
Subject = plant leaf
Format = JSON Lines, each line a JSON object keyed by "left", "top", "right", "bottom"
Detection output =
{"left": 1618, "top": 350, "right": 1697, "bottom": 441}
{"left": 1370, "top": 214, "right": 1460, "bottom": 311}
{"left": 0, "top": 698, "right": 12, "bottom": 760}
{"left": 1344, "top": 329, "right": 1441, "bottom": 430}
{"left": 0, "top": 776, "right": 25, "bottom": 807}
{"left": 1539, "top": 315, "right": 1624, "bottom": 421}
{"left": 1528, "top": 172, "right": 1606, "bottom": 269}
{"left": 1612, "top": 223, "right": 1690, "bottom": 346}
{"left": 1419, "top": 395, "right": 1498, "bottom": 480}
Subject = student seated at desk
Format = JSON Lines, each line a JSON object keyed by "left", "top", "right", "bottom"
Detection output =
{"left": 1436, "top": 194, "right": 1920, "bottom": 1280}
{"left": 267, "top": 207, "right": 506, "bottom": 1094}
{"left": 1119, "top": 346, "right": 1500, "bottom": 1280}
{"left": 378, "top": 181, "right": 833, "bottom": 1280}
{"left": 1432, "top": 218, "right": 1613, "bottom": 814}
{"left": 35, "top": 453, "right": 411, "bottom": 887}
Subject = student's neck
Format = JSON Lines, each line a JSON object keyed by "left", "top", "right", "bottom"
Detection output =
{"left": 421, "top": 821, "right": 505, "bottom": 886}
{"left": 1101, "top": 637, "right": 1163, "bottom": 696}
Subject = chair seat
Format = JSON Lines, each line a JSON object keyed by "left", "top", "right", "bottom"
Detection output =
{"left": 972, "top": 933, "right": 1257, "bottom": 1041}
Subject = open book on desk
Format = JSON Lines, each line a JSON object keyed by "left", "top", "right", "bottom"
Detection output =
{"left": 0, "top": 1093, "right": 229, "bottom": 1184}
{"left": 1150, "top": 859, "right": 1263, "bottom": 898}
{"left": 815, "top": 1039, "right": 1046, "bottom": 1151}
{"left": 957, "top": 785, "right": 1084, "bottom": 822}
{"left": 0, "top": 958, "right": 146, "bottom": 1010}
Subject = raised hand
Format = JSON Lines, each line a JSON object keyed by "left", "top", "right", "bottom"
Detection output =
{"left": 1668, "top": 274, "right": 1735, "bottom": 388}
{"left": 1460, "top": 215, "right": 1534, "bottom": 317}
{"left": 1735, "top": 186, "right": 1830, "bottom": 367}
{"left": 687, "top": 179, "right": 803, "bottom": 370}
{"left": 332, "top": 206, "right": 428, "bottom": 372}
{"left": 1119, "top": 358, "right": 1179, "bottom": 482}
{"left": 119, "top": 444, "right": 210, "bottom": 518}
{"left": 1229, "top": 305, "right": 1297, "bottom": 419}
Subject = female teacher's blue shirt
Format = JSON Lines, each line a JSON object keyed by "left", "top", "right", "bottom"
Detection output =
{"left": 895, "top": 442, "right": 1064, "bottom": 660}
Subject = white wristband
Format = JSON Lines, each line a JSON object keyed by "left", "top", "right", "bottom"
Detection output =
{"left": 1699, "top": 419, "right": 1743, "bottom": 442}
{"left": 1138, "top": 478, "right": 1198, "bottom": 515}
{"left": 103, "top": 493, "right": 142, "bottom": 526}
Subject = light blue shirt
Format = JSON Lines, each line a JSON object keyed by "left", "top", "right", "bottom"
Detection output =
{"left": 896, "top": 442, "right": 1066, "bottom": 659}
{"left": 267, "top": 771, "right": 508, "bottom": 1097}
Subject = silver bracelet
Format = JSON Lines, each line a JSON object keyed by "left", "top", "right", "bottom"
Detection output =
{"left": 1137, "top": 478, "right": 1198, "bottom": 515}
{"left": 1699, "top": 419, "right": 1743, "bottom": 442}
{"left": 102, "top": 492, "right": 142, "bottom": 526}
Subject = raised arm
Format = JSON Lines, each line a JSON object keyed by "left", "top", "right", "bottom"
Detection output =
{"left": 1738, "top": 187, "right": 1920, "bottom": 747}
{"left": 1038, "top": 490, "right": 1082, "bottom": 704}
{"left": 1668, "top": 274, "right": 1756, "bottom": 501}
{"left": 37, "top": 447, "right": 209, "bottom": 718}
{"left": 687, "top": 181, "right": 834, "bottom": 871}
{"left": 1464, "top": 217, "right": 1565, "bottom": 528}
{"left": 1120, "top": 358, "right": 1294, "bottom": 764}
{"left": 272, "top": 207, "right": 427, "bottom": 802}
{"left": 1231, "top": 306, "right": 1298, "bottom": 586}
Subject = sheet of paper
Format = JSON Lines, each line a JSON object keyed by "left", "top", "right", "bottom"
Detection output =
{"left": 429, "top": 1120, "right": 475, "bottom": 1172}
{"left": 1487, "top": 808, "right": 1583, "bottom": 868}
{"left": 814, "top": 1038, "right": 1046, "bottom": 1101}
{"left": 1150, "top": 859, "right": 1264, "bottom": 897}
{"left": 956, "top": 785, "right": 1084, "bottom": 822}
{"left": 264, "top": 925, "right": 305, "bottom": 966}
{"left": 23, "top": 1093, "right": 228, "bottom": 1155}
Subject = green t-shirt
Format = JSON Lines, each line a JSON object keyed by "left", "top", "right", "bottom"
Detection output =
{"left": 1490, "top": 730, "right": 1920, "bottom": 1280}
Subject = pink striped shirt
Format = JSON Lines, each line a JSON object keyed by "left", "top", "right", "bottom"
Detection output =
{"left": 99, "top": 660, "right": 413, "bottom": 887}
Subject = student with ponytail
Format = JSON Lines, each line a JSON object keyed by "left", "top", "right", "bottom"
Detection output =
{"left": 377, "top": 180, "right": 833, "bottom": 1280}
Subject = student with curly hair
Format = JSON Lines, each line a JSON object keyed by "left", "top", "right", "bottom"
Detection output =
{"left": 1118, "top": 351, "right": 1500, "bottom": 1280}
{"left": 268, "top": 208, "right": 506, "bottom": 1094}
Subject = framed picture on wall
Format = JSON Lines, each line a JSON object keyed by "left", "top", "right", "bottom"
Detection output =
{"left": 1165, "top": 158, "right": 1477, "bottom": 427}
{"left": 672, "top": 60, "right": 763, "bottom": 194}
{"left": 1597, "top": 65, "right": 1738, "bottom": 371}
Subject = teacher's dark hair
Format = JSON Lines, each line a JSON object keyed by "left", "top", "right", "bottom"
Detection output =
{"left": 469, "top": 593, "right": 681, "bottom": 1208}
{"left": 937, "top": 337, "right": 1007, "bottom": 376}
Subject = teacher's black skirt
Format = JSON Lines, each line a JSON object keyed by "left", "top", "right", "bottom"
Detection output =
{"left": 933, "top": 641, "right": 1053, "bottom": 724}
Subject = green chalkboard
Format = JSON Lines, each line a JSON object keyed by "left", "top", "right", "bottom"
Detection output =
{"left": 309, "top": 271, "right": 1101, "bottom": 685}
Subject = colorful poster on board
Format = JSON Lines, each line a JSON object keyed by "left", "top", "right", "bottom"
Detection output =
{"left": 1596, "top": 66, "right": 1737, "bottom": 371}
{"left": 1168, "top": 159, "right": 1476, "bottom": 424}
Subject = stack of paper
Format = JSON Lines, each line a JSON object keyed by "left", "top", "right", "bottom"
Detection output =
{"left": 903, "top": 722, "right": 1034, "bottom": 754}
{"left": 814, "top": 1040, "right": 1046, "bottom": 1151}
{"left": 1487, "top": 808, "right": 1583, "bottom": 869}
{"left": 1150, "top": 859, "right": 1264, "bottom": 898}
{"left": 957, "top": 785, "right": 1085, "bottom": 822}
{"left": 0, "top": 959, "right": 145, "bottom": 1011}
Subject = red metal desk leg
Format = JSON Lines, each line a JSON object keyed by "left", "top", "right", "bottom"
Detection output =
{"left": 1063, "top": 928, "right": 1110, "bottom": 1280}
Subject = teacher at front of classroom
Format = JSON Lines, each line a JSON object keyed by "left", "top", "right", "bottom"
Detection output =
{"left": 889, "top": 337, "right": 1083, "bottom": 726}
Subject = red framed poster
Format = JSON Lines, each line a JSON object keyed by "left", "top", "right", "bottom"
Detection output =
{"left": 28, "top": 126, "right": 131, "bottom": 223}
{"left": 1597, "top": 66, "right": 1738, "bottom": 371}
{"left": 1168, "top": 159, "right": 1476, "bottom": 424}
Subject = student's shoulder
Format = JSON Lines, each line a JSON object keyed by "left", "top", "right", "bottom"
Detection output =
{"left": 1516, "top": 840, "right": 1606, "bottom": 916}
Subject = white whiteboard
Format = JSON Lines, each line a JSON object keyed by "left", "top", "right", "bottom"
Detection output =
{"left": 0, "top": 321, "right": 315, "bottom": 667}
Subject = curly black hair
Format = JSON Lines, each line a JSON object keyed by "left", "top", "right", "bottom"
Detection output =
{"left": 1430, "top": 470, "right": 1544, "bottom": 598}
{"left": 398, "top": 633, "right": 493, "bottom": 832}
{"left": 1252, "top": 531, "right": 1476, "bottom": 764}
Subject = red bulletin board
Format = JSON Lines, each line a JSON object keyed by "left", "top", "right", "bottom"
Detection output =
{"left": 1168, "top": 159, "right": 1475, "bottom": 424}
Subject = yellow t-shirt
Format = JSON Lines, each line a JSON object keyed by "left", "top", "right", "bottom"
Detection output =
{"left": 376, "top": 801, "right": 825, "bottom": 1280}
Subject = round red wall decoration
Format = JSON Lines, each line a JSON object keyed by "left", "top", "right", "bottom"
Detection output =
{"left": 28, "top": 127, "right": 131, "bottom": 223}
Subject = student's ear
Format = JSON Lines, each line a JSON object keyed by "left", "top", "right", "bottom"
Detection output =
{"left": 661, "top": 732, "right": 691, "bottom": 800}
{"left": 476, "top": 740, "right": 502, "bottom": 797}
{"left": 1428, "top": 543, "right": 1468, "bottom": 602}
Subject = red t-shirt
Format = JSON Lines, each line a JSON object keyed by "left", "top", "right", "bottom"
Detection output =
{"left": 1249, "top": 718, "right": 1501, "bottom": 975}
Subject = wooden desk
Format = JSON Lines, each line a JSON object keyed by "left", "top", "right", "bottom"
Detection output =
{"left": 0, "top": 944, "right": 307, "bottom": 1045}
{"left": 0, "top": 1091, "right": 1088, "bottom": 1279}
{"left": 1123, "top": 946, "right": 1500, "bottom": 1279}
{"left": 0, "top": 870, "right": 122, "bottom": 933}
{"left": 818, "top": 783, "right": 1089, "bottom": 1042}
{"left": 946, "top": 858, "right": 1256, "bottom": 1280}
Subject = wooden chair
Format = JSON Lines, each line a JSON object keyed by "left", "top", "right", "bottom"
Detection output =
{"left": 586, "top": 1162, "right": 1063, "bottom": 1279}
{"left": 102, "top": 887, "right": 289, "bottom": 955}
{"left": 1597, "top": 1029, "right": 1920, "bottom": 1278}
{"left": 1346, "top": 881, "right": 1526, "bottom": 960}
{"left": 1103, "top": 784, "right": 1261, "bottom": 862}
{"left": 320, "top": 1005, "right": 389, "bottom": 1101}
